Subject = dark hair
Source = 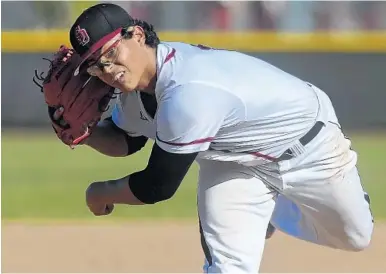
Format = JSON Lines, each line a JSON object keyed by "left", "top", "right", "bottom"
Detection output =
{"left": 122, "top": 19, "right": 160, "bottom": 48}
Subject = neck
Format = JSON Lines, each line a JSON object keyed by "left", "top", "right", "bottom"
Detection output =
{"left": 140, "top": 46, "right": 157, "bottom": 95}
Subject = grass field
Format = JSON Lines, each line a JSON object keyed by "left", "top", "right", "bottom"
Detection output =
{"left": 2, "top": 130, "right": 386, "bottom": 221}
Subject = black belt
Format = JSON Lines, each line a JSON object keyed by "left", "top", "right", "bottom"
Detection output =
{"left": 278, "top": 121, "right": 325, "bottom": 161}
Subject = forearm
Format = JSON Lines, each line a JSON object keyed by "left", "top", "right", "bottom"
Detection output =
{"left": 87, "top": 176, "right": 144, "bottom": 206}
{"left": 87, "top": 144, "right": 198, "bottom": 208}
{"left": 85, "top": 120, "right": 128, "bottom": 157}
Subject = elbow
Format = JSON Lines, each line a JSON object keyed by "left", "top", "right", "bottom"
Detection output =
{"left": 155, "top": 187, "right": 178, "bottom": 202}
{"left": 126, "top": 145, "right": 144, "bottom": 156}
{"left": 85, "top": 143, "right": 129, "bottom": 157}
{"left": 111, "top": 145, "right": 144, "bottom": 157}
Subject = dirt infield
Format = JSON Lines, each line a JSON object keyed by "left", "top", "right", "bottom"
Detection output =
{"left": 2, "top": 221, "right": 386, "bottom": 273}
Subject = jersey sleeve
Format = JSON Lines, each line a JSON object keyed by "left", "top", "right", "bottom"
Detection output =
{"left": 155, "top": 83, "right": 234, "bottom": 154}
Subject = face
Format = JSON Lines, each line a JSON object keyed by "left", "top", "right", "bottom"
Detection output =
{"left": 86, "top": 27, "right": 150, "bottom": 92}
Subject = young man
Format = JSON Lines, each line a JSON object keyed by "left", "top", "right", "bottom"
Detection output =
{"left": 63, "top": 3, "right": 374, "bottom": 273}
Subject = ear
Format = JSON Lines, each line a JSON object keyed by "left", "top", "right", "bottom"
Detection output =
{"left": 132, "top": 26, "right": 146, "bottom": 46}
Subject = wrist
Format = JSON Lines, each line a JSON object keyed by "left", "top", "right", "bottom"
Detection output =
{"left": 103, "top": 176, "right": 144, "bottom": 205}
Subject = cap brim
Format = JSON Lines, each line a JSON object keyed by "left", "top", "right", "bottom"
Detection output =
{"left": 74, "top": 27, "right": 122, "bottom": 76}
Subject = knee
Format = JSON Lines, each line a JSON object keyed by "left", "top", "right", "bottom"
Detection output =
{"left": 346, "top": 234, "right": 372, "bottom": 252}
{"left": 337, "top": 193, "right": 374, "bottom": 252}
{"left": 342, "top": 227, "right": 373, "bottom": 252}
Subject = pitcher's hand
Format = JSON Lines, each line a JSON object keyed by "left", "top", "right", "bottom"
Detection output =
{"left": 85, "top": 181, "right": 115, "bottom": 216}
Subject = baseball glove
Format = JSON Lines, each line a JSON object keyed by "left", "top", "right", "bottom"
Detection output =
{"left": 33, "top": 45, "right": 118, "bottom": 148}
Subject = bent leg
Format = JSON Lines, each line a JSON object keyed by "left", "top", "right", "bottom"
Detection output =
{"left": 197, "top": 160, "right": 276, "bottom": 273}
{"left": 271, "top": 165, "right": 374, "bottom": 251}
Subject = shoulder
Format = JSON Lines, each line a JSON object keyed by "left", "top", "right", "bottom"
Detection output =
{"left": 155, "top": 83, "right": 233, "bottom": 153}
{"left": 158, "top": 83, "right": 220, "bottom": 111}
{"left": 156, "top": 82, "right": 238, "bottom": 129}
{"left": 156, "top": 84, "right": 200, "bottom": 126}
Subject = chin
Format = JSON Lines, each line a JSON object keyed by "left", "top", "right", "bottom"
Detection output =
{"left": 118, "top": 84, "right": 136, "bottom": 93}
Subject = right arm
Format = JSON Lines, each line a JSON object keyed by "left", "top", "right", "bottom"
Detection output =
{"left": 84, "top": 117, "right": 148, "bottom": 157}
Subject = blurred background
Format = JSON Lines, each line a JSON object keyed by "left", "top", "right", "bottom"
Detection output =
{"left": 2, "top": 1, "right": 386, "bottom": 221}
{"left": 2, "top": 2, "right": 386, "bottom": 272}
{"left": 3, "top": 1, "right": 386, "bottom": 31}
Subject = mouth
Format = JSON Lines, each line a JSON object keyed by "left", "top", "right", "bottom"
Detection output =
{"left": 113, "top": 71, "right": 125, "bottom": 85}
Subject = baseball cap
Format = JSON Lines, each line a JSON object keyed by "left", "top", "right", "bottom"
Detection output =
{"left": 69, "top": 3, "right": 133, "bottom": 76}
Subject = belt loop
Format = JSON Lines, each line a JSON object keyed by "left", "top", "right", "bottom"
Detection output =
{"left": 291, "top": 141, "right": 306, "bottom": 156}
{"left": 278, "top": 121, "right": 324, "bottom": 162}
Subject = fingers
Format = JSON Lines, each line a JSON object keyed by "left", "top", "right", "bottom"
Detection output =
{"left": 57, "top": 45, "right": 74, "bottom": 62}
{"left": 52, "top": 107, "right": 68, "bottom": 127}
{"left": 105, "top": 204, "right": 114, "bottom": 214}
{"left": 88, "top": 203, "right": 114, "bottom": 216}
{"left": 62, "top": 50, "right": 74, "bottom": 62}
{"left": 52, "top": 106, "right": 64, "bottom": 121}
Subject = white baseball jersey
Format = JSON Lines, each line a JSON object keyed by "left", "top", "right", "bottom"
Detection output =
{"left": 110, "top": 43, "right": 374, "bottom": 273}
{"left": 112, "top": 41, "right": 321, "bottom": 166}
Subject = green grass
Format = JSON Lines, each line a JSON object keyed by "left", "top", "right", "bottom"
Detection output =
{"left": 2, "top": 131, "right": 386, "bottom": 222}
{"left": 1, "top": 131, "right": 199, "bottom": 222}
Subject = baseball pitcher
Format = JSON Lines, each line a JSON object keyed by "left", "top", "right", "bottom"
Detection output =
{"left": 34, "top": 3, "right": 374, "bottom": 273}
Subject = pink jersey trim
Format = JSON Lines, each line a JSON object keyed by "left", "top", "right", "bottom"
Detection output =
{"left": 164, "top": 48, "right": 176, "bottom": 64}
{"left": 250, "top": 151, "right": 278, "bottom": 161}
{"left": 156, "top": 132, "right": 214, "bottom": 147}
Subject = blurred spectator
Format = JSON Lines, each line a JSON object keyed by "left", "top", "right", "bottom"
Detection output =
{"left": 316, "top": 2, "right": 362, "bottom": 30}
{"left": 246, "top": 1, "right": 274, "bottom": 30}
{"left": 219, "top": 1, "right": 251, "bottom": 30}
{"left": 262, "top": 1, "right": 317, "bottom": 31}
{"left": 365, "top": 1, "right": 386, "bottom": 29}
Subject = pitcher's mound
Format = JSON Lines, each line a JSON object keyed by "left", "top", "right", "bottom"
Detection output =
{"left": 2, "top": 221, "right": 385, "bottom": 273}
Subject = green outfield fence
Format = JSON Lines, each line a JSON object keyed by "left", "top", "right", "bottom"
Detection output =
{"left": 2, "top": 30, "right": 386, "bottom": 52}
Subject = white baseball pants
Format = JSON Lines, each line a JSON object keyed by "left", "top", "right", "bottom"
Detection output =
{"left": 197, "top": 86, "right": 374, "bottom": 273}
